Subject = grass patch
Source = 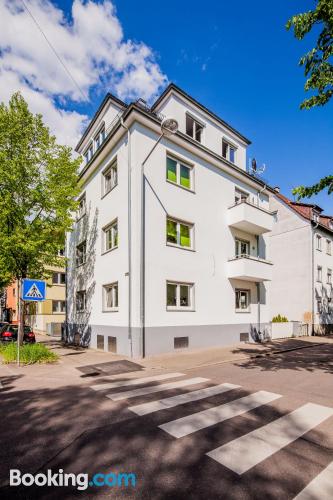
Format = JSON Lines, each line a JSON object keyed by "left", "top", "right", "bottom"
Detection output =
{"left": 0, "top": 342, "right": 59, "bottom": 364}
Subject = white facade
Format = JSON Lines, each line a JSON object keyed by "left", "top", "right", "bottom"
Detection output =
{"left": 66, "top": 84, "right": 276, "bottom": 357}
{"left": 270, "top": 194, "right": 333, "bottom": 333}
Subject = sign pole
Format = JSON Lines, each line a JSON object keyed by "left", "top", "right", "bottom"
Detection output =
{"left": 17, "top": 278, "right": 21, "bottom": 367}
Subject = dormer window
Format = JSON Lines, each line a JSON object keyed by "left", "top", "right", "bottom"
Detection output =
{"left": 95, "top": 125, "right": 105, "bottom": 150}
{"left": 84, "top": 144, "right": 93, "bottom": 164}
{"left": 186, "top": 114, "right": 203, "bottom": 143}
{"left": 222, "top": 139, "right": 236, "bottom": 164}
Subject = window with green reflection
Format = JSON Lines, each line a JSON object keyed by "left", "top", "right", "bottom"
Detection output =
{"left": 167, "top": 157, "right": 177, "bottom": 183}
{"left": 166, "top": 219, "right": 177, "bottom": 244}
{"left": 166, "top": 155, "right": 192, "bottom": 190}
{"left": 180, "top": 164, "right": 190, "bottom": 188}
{"left": 180, "top": 223, "right": 190, "bottom": 247}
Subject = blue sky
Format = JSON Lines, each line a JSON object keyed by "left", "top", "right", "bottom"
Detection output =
{"left": 2, "top": 0, "right": 332, "bottom": 212}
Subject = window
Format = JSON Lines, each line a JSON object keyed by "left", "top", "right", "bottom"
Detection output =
{"left": 103, "top": 159, "right": 117, "bottom": 196}
{"left": 76, "top": 241, "right": 86, "bottom": 267}
{"left": 316, "top": 234, "right": 322, "bottom": 251}
{"left": 222, "top": 139, "right": 237, "bottom": 164}
{"left": 167, "top": 282, "right": 193, "bottom": 310}
{"left": 52, "top": 300, "right": 66, "bottom": 313}
{"left": 77, "top": 194, "right": 86, "bottom": 219}
{"left": 328, "top": 268, "right": 332, "bottom": 285}
{"left": 166, "top": 156, "right": 192, "bottom": 190}
{"left": 327, "top": 239, "right": 331, "bottom": 255}
{"left": 317, "top": 298, "right": 322, "bottom": 314}
{"left": 235, "top": 289, "right": 250, "bottom": 312}
{"left": 95, "top": 125, "right": 105, "bottom": 150}
{"left": 103, "top": 220, "right": 118, "bottom": 252}
{"left": 186, "top": 114, "right": 203, "bottom": 142}
{"left": 166, "top": 217, "right": 193, "bottom": 249}
{"left": 52, "top": 272, "right": 66, "bottom": 285}
{"left": 76, "top": 291, "right": 86, "bottom": 312}
{"left": 84, "top": 144, "right": 93, "bottom": 164}
{"left": 317, "top": 266, "right": 322, "bottom": 282}
{"left": 103, "top": 282, "right": 118, "bottom": 311}
{"left": 235, "top": 188, "right": 249, "bottom": 204}
{"left": 235, "top": 238, "right": 250, "bottom": 258}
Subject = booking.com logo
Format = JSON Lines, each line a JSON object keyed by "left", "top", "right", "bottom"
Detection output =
{"left": 10, "top": 469, "right": 137, "bottom": 490}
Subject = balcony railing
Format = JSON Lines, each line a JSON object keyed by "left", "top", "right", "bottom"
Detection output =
{"left": 227, "top": 254, "right": 273, "bottom": 282}
{"left": 227, "top": 199, "right": 275, "bottom": 234}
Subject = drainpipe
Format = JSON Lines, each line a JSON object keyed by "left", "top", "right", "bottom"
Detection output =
{"left": 311, "top": 220, "right": 319, "bottom": 336}
{"left": 120, "top": 118, "right": 133, "bottom": 358}
{"left": 256, "top": 282, "right": 261, "bottom": 341}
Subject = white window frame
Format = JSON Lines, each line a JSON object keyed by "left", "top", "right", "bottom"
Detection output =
{"left": 326, "top": 239, "right": 331, "bottom": 255}
{"left": 94, "top": 124, "right": 105, "bottom": 150}
{"left": 235, "top": 188, "right": 249, "bottom": 204}
{"left": 222, "top": 138, "right": 237, "bottom": 164}
{"left": 76, "top": 241, "right": 86, "bottom": 267}
{"left": 235, "top": 289, "right": 251, "bottom": 312}
{"left": 317, "top": 265, "right": 322, "bottom": 282}
{"left": 166, "top": 281, "right": 194, "bottom": 311}
{"left": 317, "top": 297, "right": 322, "bottom": 314}
{"left": 52, "top": 300, "right": 66, "bottom": 314}
{"left": 77, "top": 193, "right": 86, "bottom": 220}
{"left": 84, "top": 143, "right": 93, "bottom": 164}
{"left": 327, "top": 268, "right": 332, "bottom": 285}
{"left": 76, "top": 290, "right": 86, "bottom": 312}
{"left": 103, "top": 219, "right": 118, "bottom": 253}
{"left": 235, "top": 238, "right": 250, "bottom": 258}
{"left": 166, "top": 217, "right": 194, "bottom": 250}
{"left": 316, "top": 234, "right": 322, "bottom": 251}
{"left": 102, "top": 158, "right": 118, "bottom": 197}
{"left": 185, "top": 113, "right": 204, "bottom": 143}
{"left": 52, "top": 272, "right": 66, "bottom": 285}
{"left": 103, "top": 282, "right": 119, "bottom": 312}
{"left": 166, "top": 154, "right": 194, "bottom": 191}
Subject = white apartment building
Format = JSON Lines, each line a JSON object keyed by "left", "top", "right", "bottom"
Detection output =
{"left": 270, "top": 192, "right": 333, "bottom": 334}
{"left": 66, "top": 84, "right": 276, "bottom": 357}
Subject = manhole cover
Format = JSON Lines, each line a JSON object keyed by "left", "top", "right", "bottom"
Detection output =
{"left": 77, "top": 360, "right": 143, "bottom": 376}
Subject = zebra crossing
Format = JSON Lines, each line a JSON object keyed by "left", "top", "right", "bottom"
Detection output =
{"left": 89, "top": 371, "right": 333, "bottom": 498}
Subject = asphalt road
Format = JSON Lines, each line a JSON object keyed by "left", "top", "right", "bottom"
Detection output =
{"left": 1, "top": 342, "right": 333, "bottom": 499}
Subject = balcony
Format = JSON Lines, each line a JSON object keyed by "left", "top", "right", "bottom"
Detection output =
{"left": 227, "top": 201, "right": 274, "bottom": 234}
{"left": 226, "top": 255, "right": 273, "bottom": 282}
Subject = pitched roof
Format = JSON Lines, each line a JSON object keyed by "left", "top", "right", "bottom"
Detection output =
{"left": 275, "top": 192, "right": 333, "bottom": 233}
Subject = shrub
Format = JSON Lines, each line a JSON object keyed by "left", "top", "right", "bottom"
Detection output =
{"left": 272, "top": 314, "right": 288, "bottom": 323}
{"left": 0, "top": 342, "right": 59, "bottom": 364}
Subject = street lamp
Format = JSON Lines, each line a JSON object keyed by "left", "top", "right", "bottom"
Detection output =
{"left": 140, "top": 116, "right": 179, "bottom": 357}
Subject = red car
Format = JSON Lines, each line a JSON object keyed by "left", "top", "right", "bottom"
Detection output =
{"left": 0, "top": 324, "right": 36, "bottom": 343}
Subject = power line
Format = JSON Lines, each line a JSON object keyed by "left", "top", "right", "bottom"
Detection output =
{"left": 20, "top": 0, "right": 91, "bottom": 106}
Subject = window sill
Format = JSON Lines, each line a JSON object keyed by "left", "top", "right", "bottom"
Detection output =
{"left": 101, "top": 183, "right": 118, "bottom": 200}
{"left": 101, "top": 246, "right": 118, "bottom": 256}
{"left": 235, "top": 309, "right": 251, "bottom": 313}
{"left": 52, "top": 283, "right": 66, "bottom": 287}
{"left": 166, "top": 243, "right": 195, "bottom": 252}
{"left": 166, "top": 308, "right": 195, "bottom": 312}
{"left": 166, "top": 179, "right": 195, "bottom": 194}
{"left": 102, "top": 308, "right": 119, "bottom": 313}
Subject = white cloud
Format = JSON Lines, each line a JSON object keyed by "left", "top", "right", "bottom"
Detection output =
{"left": 0, "top": 0, "right": 167, "bottom": 146}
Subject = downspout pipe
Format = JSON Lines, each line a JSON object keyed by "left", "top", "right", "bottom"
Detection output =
{"left": 312, "top": 220, "right": 319, "bottom": 336}
{"left": 120, "top": 118, "right": 133, "bottom": 357}
{"left": 140, "top": 133, "right": 164, "bottom": 358}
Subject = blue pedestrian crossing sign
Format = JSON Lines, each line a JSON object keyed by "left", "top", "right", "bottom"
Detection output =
{"left": 22, "top": 279, "right": 46, "bottom": 302}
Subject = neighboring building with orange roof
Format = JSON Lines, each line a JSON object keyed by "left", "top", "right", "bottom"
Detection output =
{"left": 270, "top": 190, "right": 333, "bottom": 334}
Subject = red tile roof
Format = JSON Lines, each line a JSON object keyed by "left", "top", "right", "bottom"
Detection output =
{"left": 275, "top": 193, "right": 333, "bottom": 233}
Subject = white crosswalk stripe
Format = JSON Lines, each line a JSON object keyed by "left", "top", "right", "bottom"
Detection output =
{"left": 129, "top": 383, "right": 241, "bottom": 415}
{"left": 207, "top": 403, "right": 333, "bottom": 475}
{"left": 107, "top": 377, "right": 209, "bottom": 401}
{"left": 90, "top": 372, "right": 185, "bottom": 391}
{"left": 159, "top": 390, "right": 281, "bottom": 438}
{"left": 293, "top": 461, "right": 333, "bottom": 500}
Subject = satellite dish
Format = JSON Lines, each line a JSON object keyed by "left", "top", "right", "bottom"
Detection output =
{"left": 249, "top": 157, "right": 266, "bottom": 175}
{"left": 161, "top": 117, "right": 179, "bottom": 135}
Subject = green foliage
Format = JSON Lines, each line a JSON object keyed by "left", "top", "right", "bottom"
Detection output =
{"left": 287, "top": 0, "right": 333, "bottom": 109}
{"left": 0, "top": 342, "right": 59, "bottom": 364}
{"left": 272, "top": 314, "right": 288, "bottom": 323}
{"left": 293, "top": 175, "right": 333, "bottom": 199}
{"left": 0, "top": 92, "right": 81, "bottom": 284}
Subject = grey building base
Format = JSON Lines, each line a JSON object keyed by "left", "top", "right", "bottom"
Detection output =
{"left": 65, "top": 322, "right": 270, "bottom": 358}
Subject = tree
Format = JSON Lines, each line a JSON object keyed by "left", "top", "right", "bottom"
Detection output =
{"left": 0, "top": 93, "right": 81, "bottom": 343}
{"left": 286, "top": 0, "right": 333, "bottom": 200}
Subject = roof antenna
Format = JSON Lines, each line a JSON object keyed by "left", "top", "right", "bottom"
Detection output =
{"left": 249, "top": 157, "right": 266, "bottom": 176}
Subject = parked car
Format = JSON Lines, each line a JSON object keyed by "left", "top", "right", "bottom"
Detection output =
{"left": 0, "top": 324, "right": 36, "bottom": 343}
